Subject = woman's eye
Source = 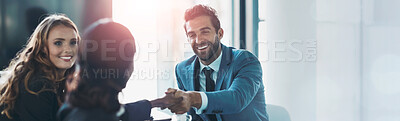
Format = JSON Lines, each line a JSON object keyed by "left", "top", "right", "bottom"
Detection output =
{"left": 54, "top": 41, "right": 62, "bottom": 46}
{"left": 70, "top": 40, "right": 77, "bottom": 45}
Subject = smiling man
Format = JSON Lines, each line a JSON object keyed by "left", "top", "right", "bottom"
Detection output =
{"left": 168, "top": 5, "right": 269, "bottom": 121}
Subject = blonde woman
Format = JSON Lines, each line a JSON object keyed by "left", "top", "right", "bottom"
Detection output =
{"left": 0, "top": 14, "right": 80, "bottom": 121}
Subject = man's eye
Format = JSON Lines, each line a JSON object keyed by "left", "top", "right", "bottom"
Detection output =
{"left": 202, "top": 31, "right": 210, "bottom": 34}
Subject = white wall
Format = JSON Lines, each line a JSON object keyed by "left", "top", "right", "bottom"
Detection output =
{"left": 362, "top": 0, "right": 400, "bottom": 120}
{"left": 316, "top": 0, "right": 361, "bottom": 120}
{"left": 262, "top": 0, "right": 317, "bottom": 121}
{"left": 261, "top": 0, "right": 400, "bottom": 121}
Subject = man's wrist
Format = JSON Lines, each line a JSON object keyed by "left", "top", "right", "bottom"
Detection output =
{"left": 187, "top": 91, "right": 202, "bottom": 109}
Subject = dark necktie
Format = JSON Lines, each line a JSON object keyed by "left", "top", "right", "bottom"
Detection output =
{"left": 203, "top": 68, "right": 215, "bottom": 91}
{"left": 203, "top": 68, "right": 218, "bottom": 121}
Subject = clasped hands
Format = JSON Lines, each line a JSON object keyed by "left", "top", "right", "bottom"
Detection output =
{"left": 150, "top": 88, "right": 202, "bottom": 114}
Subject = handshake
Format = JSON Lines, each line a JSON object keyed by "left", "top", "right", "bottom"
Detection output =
{"left": 150, "top": 88, "right": 202, "bottom": 114}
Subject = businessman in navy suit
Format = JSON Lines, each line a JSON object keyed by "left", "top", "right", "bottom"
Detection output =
{"left": 167, "top": 5, "right": 269, "bottom": 121}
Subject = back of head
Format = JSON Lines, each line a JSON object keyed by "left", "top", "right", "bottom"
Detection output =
{"left": 81, "top": 18, "right": 136, "bottom": 89}
{"left": 67, "top": 18, "right": 135, "bottom": 113}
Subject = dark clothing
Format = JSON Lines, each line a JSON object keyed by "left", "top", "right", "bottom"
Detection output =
{"left": 57, "top": 100, "right": 153, "bottom": 121}
{"left": 122, "top": 100, "right": 153, "bottom": 121}
{"left": 57, "top": 104, "right": 118, "bottom": 121}
{"left": 0, "top": 75, "right": 61, "bottom": 121}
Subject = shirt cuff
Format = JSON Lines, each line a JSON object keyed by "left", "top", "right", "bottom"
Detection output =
{"left": 194, "top": 92, "right": 208, "bottom": 114}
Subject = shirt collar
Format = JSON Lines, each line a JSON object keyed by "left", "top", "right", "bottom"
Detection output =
{"left": 199, "top": 49, "right": 223, "bottom": 72}
{"left": 116, "top": 105, "right": 125, "bottom": 117}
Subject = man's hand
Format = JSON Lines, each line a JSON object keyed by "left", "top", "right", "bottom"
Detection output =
{"left": 165, "top": 88, "right": 202, "bottom": 114}
{"left": 150, "top": 92, "right": 183, "bottom": 109}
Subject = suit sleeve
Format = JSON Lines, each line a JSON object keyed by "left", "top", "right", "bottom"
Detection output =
{"left": 122, "top": 100, "right": 153, "bottom": 121}
{"left": 203, "top": 51, "right": 263, "bottom": 114}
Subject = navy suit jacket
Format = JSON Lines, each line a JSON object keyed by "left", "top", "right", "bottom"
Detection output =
{"left": 57, "top": 100, "right": 152, "bottom": 121}
{"left": 175, "top": 44, "right": 269, "bottom": 121}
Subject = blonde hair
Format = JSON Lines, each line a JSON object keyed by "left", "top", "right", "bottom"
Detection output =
{"left": 0, "top": 14, "right": 80, "bottom": 119}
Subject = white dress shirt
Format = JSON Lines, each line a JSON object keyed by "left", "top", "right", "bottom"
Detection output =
{"left": 195, "top": 50, "right": 223, "bottom": 114}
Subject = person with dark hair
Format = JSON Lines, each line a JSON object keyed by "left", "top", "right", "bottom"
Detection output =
{"left": 57, "top": 19, "right": 181, "bottom": 121}
{"left": 26, "top": 7, "right": 48, "bottom": 34}
{"left": 167, "top": 5, "right": 269, "bottom": 121}
{"left": 0, "top": 14, "right": 80, "bottom": 121}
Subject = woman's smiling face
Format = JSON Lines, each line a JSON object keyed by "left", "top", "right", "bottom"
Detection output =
{"left": 47, "top": 24, "right": 78, "bottom": 71}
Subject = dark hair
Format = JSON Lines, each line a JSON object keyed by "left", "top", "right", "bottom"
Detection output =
{"left": 184, "top": 4, "right": 221, "bottom": 33}
{"left": 66, "top": 19, "right": 136, "bottom": 113}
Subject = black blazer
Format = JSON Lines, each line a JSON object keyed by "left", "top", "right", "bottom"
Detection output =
{"left": 0, "top": 75, "right": 61, "bottom": 121}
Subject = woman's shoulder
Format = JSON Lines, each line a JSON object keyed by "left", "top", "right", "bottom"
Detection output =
{"left": 12, "top": 75, "right": 59, "bottom": 121}
{"left": 19, "top": 74, "right": 55, "bottom": 93}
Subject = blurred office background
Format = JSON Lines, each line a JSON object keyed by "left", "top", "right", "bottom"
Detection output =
{"left": 0, "top": 0, "right": 399, "bottom": 121}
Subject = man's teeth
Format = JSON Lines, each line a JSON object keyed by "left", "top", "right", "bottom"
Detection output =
{"left": 60, "top": 56, "right": 72, "bottom": 59}
{"left": 198, "top": 45, "right": 208, "bottom": 49}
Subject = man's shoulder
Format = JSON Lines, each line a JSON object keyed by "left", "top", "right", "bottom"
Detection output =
{"left": 230, "top": 48, "right": 257, "bottom": 60}
{"left": 176, "top": 55, "right": 197, "bottom": 69}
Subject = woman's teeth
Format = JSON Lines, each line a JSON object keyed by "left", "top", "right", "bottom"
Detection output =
{"left": 60, "top": 56, "right": 72, "bottom": 59}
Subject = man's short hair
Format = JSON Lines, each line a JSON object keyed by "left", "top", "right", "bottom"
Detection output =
{"left": 184, "top": 4, "right": 221, "bottom": 33}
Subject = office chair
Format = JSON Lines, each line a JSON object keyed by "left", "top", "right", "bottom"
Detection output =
{"left": 266, "top": 104, "right": 291, "bottom": 121}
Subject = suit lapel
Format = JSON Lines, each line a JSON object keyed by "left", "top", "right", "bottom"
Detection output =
{"left": 193, "top": 59, "right": 200, "bottom": 91}
{"left": 185, "top": 57, "right": 200, "bottom": 91}
{"left": 215, "top": 44, "right": 233, "bottom": 91}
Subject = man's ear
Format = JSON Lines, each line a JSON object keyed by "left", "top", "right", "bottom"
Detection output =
{"left": 218, "top": 28, "right": 224, "bottom": 40}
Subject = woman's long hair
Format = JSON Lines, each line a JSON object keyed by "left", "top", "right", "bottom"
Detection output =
{"left": 0, "top": 14, "right": 80, "bottom": 119}
{"left": 66, "top": 19, "right": 136, "bottom": 113}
